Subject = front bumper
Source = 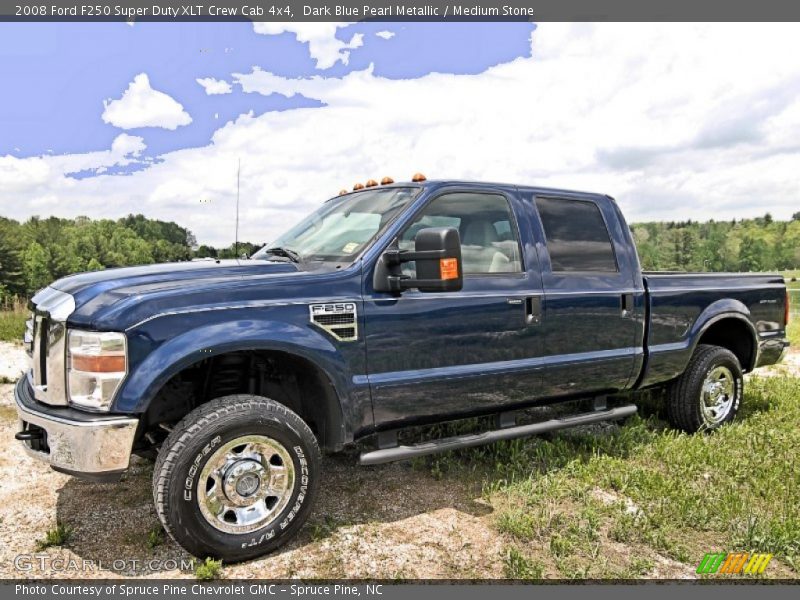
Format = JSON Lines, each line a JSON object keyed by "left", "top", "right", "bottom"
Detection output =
{"left": 14, "top": 375, "right": 139, "bottom": 482}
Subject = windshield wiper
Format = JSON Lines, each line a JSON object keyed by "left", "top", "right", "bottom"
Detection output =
{"left": 263, "top": 247, "right": 302, "bottom": 263}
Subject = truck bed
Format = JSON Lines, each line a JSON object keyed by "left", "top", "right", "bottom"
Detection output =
{"left": 639, "top": 272, "right": 788, "bottom": 387}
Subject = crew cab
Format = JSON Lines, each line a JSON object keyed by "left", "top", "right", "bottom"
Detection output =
{"left": 14, "top": 176, "right": 790, "bottom": 561}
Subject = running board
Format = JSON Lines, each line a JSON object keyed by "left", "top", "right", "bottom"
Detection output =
{"left": 359, "top": 404, "right": 637, "bottom": 466}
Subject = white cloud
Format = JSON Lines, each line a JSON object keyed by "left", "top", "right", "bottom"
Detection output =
{"left": 196, "top": 77, "right": 233, "bottom": 95}
{"left": 102, "top": 73, "right": 192, "bottom": 130}
{"left": 3, "top": 24, "right": 800, "bottom": 247}
{"left": 376, "top": 30, "right": 395, "bottom": 40}
{"left": 110, "top": 133, "right": 146, "bottom": 157}
{"left": 252, "top": 23, "right": 364, "bottom": 69}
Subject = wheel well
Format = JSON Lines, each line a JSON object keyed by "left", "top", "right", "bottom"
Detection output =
{"left": 140, "top": 350, "right": 343, "bottom": 452}
{"left": 697, "top": 318, "right": 756, "bottom": 373}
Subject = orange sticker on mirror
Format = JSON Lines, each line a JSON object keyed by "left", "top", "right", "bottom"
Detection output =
{"left": 440, "top": 258, "right": 459, "bottom": 280}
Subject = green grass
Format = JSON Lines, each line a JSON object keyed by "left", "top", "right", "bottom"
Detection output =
{"left": 503, "top": 546, "right": 545, "bottom": 579}
{"left": 0, "top": 297, "right": 26, "bottom": 342}
{"left": 146, "top": 526, "right": 165, "bottom": 549}
{"left": 194, "top": 557, "right": 223, "bottom": 580}
{"left": 781, "top": 270, "right": 800, "bottom": 290}
{"left": 416, "top": 376, "right": 800, "bottom": 578}
{"left": 789, "top": 318, "right": 799, "bottom": 347}
{"left": 36, "top": 523, "right": 74, "bottom": 550}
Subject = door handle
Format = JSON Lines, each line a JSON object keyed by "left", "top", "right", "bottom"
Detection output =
{"left": 621, "top": 293, "right": 634, "bottom": 318}
{"left": 525, "top": 296, "right": 542, "bottom": 326}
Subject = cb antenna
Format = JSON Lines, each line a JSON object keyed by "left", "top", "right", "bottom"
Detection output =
{"left": 235, "top": 158, "right": 240, "bottom": 259}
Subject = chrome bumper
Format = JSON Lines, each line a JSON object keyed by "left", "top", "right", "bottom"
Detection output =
{"left": 14, "top": 376, "right": 139, "bottom": 482}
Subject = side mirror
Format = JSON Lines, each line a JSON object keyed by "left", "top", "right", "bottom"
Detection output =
{"left": 373, "top": 227, "right": 463, "bottom": 293}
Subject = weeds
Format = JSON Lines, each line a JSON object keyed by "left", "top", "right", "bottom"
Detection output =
{"left": 146, "top": 526, "right": 165, "bottom": 549}
{"left": 503, "top": 546, "right": 544, "bottom": 579}
{"left": 36, "top": 523, "right": 73, "bottom": 550}
{"left": 194, "top": 557, "right": 223, "bottom": 580}
{"left": 0, "top": 296, "right": 26, "bottom": 342}
{"left": 309, "top": 515, "right": 340, "bottom": 541}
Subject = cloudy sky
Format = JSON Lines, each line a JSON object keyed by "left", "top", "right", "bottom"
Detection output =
{"left": 0, "top": 22, "right": 799, "bottom": 247}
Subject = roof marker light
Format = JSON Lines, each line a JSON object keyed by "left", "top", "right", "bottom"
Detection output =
{"left": 381, "top": 176, "right": 394, "bottom": 185}
{"left": 353, "top": 183, "right": 365, "bottom": 191}
{"left": 412, "top": 172, "right": 427, "bottom": 182}
{"left": 338, "top": 189, "right": 348, "bottom": 196}
{"left": 365, "top": 179, "right": 378, "bottom": 187}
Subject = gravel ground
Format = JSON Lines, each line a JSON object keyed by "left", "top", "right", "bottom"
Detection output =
{"left": 0, "top": 342, "right": 503, "bottom": 579}
{"left": 0, "top": 341, "right": 27, "bottom": 382}
{"left": 0, "top": 341, "right": 795, "bottom": 580}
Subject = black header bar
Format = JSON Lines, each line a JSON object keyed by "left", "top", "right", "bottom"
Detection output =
{"left": 3, "top": 0, "right": 800, "bottom": 22}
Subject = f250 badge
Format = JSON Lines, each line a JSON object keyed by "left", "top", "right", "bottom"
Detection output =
{"left": 308, "top": 303, "right": 358, "bottom": 342}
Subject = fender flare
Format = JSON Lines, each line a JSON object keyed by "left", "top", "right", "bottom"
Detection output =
{"left": 114, "top": 319, "right": 351, "bottom": 442}
{"left": 688, "top": 301, "right": 758, "bottom": 371}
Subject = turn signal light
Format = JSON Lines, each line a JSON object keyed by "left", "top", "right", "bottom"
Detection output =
{"left": 412, "top": 172, "right": 427, "bottom": 182}
{"left": 365, "top": 179, "right": 378, "bottom": 187}
{"left": 440, "top": 258, "right": 459, "bottom": 280}
{"left": 381, "top": 176, "right": 394, "bottom": 185}
{"left": 353, "top": 183, "right": 365, "bottom": 191}
{"left": 71, "top": 354, "right": 126, "bottom": 373}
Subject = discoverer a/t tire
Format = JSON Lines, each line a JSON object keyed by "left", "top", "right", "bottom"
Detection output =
{"left": 153, "top": 395, "right": 321, "bottom": 562}
{"left": 666, "top": 344, "right": 743, "bottom": 433}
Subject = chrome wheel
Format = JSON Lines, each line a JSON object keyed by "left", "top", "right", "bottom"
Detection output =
{"left": 700, "top": 366, "right": 735, "bottom": 425}
{"left": 197, "top": 435, "right": 295, "bottom": 534}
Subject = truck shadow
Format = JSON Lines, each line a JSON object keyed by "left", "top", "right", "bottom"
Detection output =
{"left": 54, "top": 449, "right": 492, "bottom": 576}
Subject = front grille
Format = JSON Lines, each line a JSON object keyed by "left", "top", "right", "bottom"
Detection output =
{"left": 27, "top": 287, "right": 75, "bottom": 406}
{"left": 31, "top": 315, "right": 48, "bottom": 387}
{"left": 24, "top": 316, "right": 34, "bottom": 357}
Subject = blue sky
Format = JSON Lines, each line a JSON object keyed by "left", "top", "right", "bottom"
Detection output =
{"left": 0, "top": 22, "right": 533, "bottom": 161}
{"left": 0, "top": 23, "right": 798, "bottom": 246}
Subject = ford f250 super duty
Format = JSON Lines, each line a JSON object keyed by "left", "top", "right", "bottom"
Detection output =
{"left": 14, "top": 176, "right": 790, "bottom": 561}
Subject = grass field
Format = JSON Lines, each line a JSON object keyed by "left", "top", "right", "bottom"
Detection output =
{"left": 416, "top": 314, "right": 800, "bottom": 579}
{"left": 411, "top": 370, "right": 799, "bottom": 579}
{"left": 782, "top": 270, "right": 800, "bottom": 290}
{"left": 0, "top": 298, "right": 26, "bottom": 343}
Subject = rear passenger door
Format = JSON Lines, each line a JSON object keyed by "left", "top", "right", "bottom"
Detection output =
{"left": 532, "top": 196, "right": 640, "bottom": 397}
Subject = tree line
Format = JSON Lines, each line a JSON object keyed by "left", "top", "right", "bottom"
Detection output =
{"left": 631, "top": 213, "right": 800, "bottom": 272}
{"left": 1, "top": 212, "right": 799, "bottom": 302}
{"left": 0, "top": 214, "right": 259, "bottom": 302}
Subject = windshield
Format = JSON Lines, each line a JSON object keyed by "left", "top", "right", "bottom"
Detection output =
{"left": 253, "top": 187, "right": 420, "bottom": 263}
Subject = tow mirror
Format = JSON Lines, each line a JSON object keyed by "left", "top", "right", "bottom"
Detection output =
{"left": 373, "top": 227, "right": 463, "bottom": 293}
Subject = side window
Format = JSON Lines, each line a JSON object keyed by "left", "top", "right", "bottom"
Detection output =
{"left": 536, "top": 197, "right": 618, "bottom": 272}
{"left": 399, "top": 192, "right": 522, "bottom": 276}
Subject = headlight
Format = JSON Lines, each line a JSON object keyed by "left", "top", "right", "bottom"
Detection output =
{"left": 67, "top": 330, "right": 127, "bottom": 411}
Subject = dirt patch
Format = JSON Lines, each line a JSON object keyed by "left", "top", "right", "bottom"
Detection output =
{"left": 0, "top": 341, "right": 27, "bottom": 383}
{"left": 757, "top": 347, "right": 800, "bottom": 378}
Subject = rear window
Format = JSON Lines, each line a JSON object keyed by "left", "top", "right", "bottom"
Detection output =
{"left": 536, "top": 197, "right": 618, "bottom": 272}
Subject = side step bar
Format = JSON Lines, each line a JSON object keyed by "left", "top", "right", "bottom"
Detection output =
{"left": 359, "top": 404, "right": 637, "bottom": 466}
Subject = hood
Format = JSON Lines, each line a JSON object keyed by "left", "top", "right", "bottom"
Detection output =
{"left": 48, "top": 259, "right": 304, "bottom": 329}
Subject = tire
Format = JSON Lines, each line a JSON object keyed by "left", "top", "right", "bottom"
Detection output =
{"left": 666, "top": 344, "right": 743, "bottom": 433}
{"left": 153, "top": 394, "right": 321, "bottom": 562}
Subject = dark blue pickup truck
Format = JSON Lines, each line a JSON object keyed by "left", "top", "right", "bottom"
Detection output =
{"left": 15, "top": 176, "right": 790, "bottom": 561}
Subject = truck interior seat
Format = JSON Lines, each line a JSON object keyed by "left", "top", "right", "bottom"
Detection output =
{"left": 461, "top": 220, "right": 519, "bottom": 273}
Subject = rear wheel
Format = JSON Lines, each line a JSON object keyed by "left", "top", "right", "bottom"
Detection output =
{"left": 153, "top": 394, "right": 321, "bottom": 562}
{"left": 666, "top": 344, "right": 743, "bottom": 433}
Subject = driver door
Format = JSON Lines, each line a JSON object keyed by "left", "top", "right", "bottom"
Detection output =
{"left": 362, "top": 189, "right": 545, "bottom": 428}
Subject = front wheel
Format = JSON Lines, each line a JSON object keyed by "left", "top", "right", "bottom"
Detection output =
{"left": 153, "top": 395, "right": 321, "bottom": 562}
{"left": 666, "top": 344, "right": 743, "bottom": 433}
